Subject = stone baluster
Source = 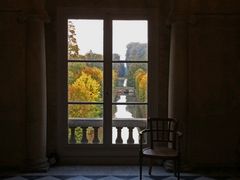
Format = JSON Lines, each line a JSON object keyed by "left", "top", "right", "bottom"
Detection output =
{"left": 127, "top": 127, "right": 134, "bottom": 144}
{"left": 70, "top": 127, "right": 76, "bottom": 144}
{"left": 93, "top": 127, "right": 99, "bottom": 144}
{"left": 116, "top": 127, "right": 123, "bottom": 144}
{"left": 81, "top": 127, "right": 88, "bottom": 144}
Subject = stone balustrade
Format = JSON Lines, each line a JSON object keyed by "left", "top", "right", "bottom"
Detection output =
{"left": 68, "top": 118, "right": 146, "bottom": 144}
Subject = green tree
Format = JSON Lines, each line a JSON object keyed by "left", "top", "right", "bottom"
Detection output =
{"left": 125, "top": 42, "right": 147, "bottom": 87}
{"left": 85, "top": 50, "right": 103, "bottom": 60}
{"left": 125, "top": 42, "right": 147, "bottom": 61}
{"left": 113, "top": 53, "right": 120, "bottom": 61}
{"left": 127, "top": 63, "right": 147, "bottom": 87}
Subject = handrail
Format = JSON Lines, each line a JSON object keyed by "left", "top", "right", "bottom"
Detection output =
{"left": 68, "top": 118, "right": 146, "bottom": 128}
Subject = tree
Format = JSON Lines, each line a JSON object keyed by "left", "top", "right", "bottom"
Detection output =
{"left": 68, "top": 72, "right": 102, "bottom": 118}
{"left": 127, "top": 63, "right": 147, "bottom": 87}
{"left": 85, "top": 50, "right": 103, "bottom": 60}
{"left": 134, "top": 69, "right": 147, "bottom": 102}
{"left": 82, "top": 66, "right": 103, "bottom": 100}
{"left": 125, "top": 42, "right": 147, "bottom": 61}
{"left": 138, "top": 73, "right": 147, "bottom": 102}
{"left": 67, "top": 21, "right": 105, "bottom": 143}
{"left": 68, "top": 21, "right": 82, "bottom": 60}
{"left": 125, "top": 42, "right": 147, "bottom": 87}
{"left": 68, "top": 63, "right": 85, "bottom": 84}
{"left": 82, "top": 66, "right": 103, "bottom": 83}
{"left": 118, "top": 63, "right": 126, "bottom": 77}
{"left": 113, "top": 53, "right": 120, "bottom": 61}
{"left": 112, "top": 53, "right": 122, "bottom": 79}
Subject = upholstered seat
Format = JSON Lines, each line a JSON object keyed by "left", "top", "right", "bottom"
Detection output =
{"left": 143, "top": 147, "right": 178, "bottom": 158}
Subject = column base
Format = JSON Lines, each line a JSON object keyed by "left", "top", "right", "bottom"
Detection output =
{"left": 164, "top": 160, "right": 192, "bottom": 172}
{"left": 24, "top": 157, "right": 49, "bottom": 172}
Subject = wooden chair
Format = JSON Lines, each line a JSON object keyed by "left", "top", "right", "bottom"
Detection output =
{"left": 139, "top": 117, "right": 182, "bottom": 180}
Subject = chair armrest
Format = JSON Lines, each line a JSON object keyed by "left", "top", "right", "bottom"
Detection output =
{"left": 139, "top": 129, "right": 150, "bottom": 135}
{"left": 139, "top": 129, "right": 150, "bottom": 149}
{"left": 177, "top": 131, "right": 183, "bottom": 137}
{"left": 176, "top": 131, "right": 183, "bottom": 152}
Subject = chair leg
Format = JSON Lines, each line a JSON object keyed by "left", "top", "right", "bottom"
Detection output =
{"left": 139, "top": 153, "right": 142, "bottom": 180}
{"left": 174, "top": 160, "right": 177, "bottom": 177}
{"left": 177, "top": 158, "right": 180, "bottom": 180}
{"left": 148, "top": 159, "right": 153, "bottom": 175}
{"left": 148, "top": 165, "right": 152, "bottom": 175}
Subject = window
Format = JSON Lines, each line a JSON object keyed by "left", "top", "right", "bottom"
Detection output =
{"left": 57, "top": 8, "right": 159, "bottom": 161}
{"left": 67, "top": 19, "right": 104, "bottom": 144}
{"left": 112, "top": 20, "right": 148, "bottom": 144}
{"left": 67, "top": 19, "right": 148, "bottom": 145}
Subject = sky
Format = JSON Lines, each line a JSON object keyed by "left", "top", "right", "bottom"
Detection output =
{"left": 70, "top": 19, "right": 148, "bottom": 60}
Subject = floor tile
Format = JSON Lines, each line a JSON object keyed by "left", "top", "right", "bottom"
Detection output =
{"left": 3, "top": 177, "right": 28, "bottom": 180}
{"left": 66, "top": 176, "right": 93, "bottom": 180}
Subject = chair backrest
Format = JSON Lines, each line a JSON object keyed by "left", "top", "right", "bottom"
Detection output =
{"left": 149, "top": 117, "right": 178, "bottom": 149}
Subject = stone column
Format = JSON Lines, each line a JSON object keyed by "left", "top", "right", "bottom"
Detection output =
{"left": 25, "top": 10, "right": 49, "bottom": 171}
{"left": 166, "top": 16, "right": 189, "bottom": 170}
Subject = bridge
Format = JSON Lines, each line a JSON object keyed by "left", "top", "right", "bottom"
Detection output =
{"left": 114, "top": 86, "right": 135, "bottom": 95}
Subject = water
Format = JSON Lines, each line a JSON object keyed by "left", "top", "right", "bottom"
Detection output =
{"left": 114, "top": 95, "right": 133, "bottom": 118}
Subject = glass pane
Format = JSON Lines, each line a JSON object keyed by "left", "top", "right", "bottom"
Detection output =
{"left": 112, "top": 63, "right": 148, "bottom": 103}
{"left": 112, "top": 20, "right": 148, "bottom": 61}
{"left": 68, "top": 62, "right": 103, "bottom": 102}
{"left": 68, "top": 104, "right": 103, "bottom": 144}
{"left": 68, "top": 19, "right": 103, "bottom": 60}
{"left": 112, "top": 105, "right": 147, "bottom": 119}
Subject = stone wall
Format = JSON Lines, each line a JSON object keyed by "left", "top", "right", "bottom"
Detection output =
{"left": 0, "top": 10, "right": 26, "bottom": 169}
{"left": 187, "top": 15, "right": 240, "bottom": 167}
{"left": 0, "top": 0, "right": 240, "bottom": 169}
{"left": 169, "top": 0, "right": 240, "bottom": 168}
{"left": 0, "top": 0, "right": 48, "bottom": 170}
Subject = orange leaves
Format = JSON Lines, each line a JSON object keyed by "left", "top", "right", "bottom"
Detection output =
{"left": 82, "top": 66, "right": 103, "bottom": 84}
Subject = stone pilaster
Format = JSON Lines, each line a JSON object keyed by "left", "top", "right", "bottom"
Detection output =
{"left": 24, "top": 10, "right": 49, "bottom": 172}
{"left": 166, "top": 15, "right": 190, "bottom": 171}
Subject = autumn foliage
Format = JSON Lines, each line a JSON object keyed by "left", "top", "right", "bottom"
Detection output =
{"left": 68, "top": 21, "right": 104, "bottom": 118}
{"left": 134, "top": 69, "right": 147, "bottom": 102}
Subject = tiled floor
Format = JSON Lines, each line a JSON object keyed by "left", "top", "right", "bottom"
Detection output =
{"left": 0, "top": 166, "right": 239, "bottom": 180}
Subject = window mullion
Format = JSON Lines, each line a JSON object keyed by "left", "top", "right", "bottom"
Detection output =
{"left": 103, "top": 17, "right": 113, "bottom": 145}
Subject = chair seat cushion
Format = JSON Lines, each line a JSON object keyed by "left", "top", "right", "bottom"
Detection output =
{"left": 143, "top": 147, "right": 178, "bottom": 158}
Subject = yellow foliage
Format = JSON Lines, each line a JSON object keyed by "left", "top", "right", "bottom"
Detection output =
{"left": 82, "top": 66, "right": 103, "bottom": 83}
{"left": 134, "top": 69, "right": 147, "bottom": 102}
{"left": 69, "top": 72, "right": 100, "bottom": 102}
{"left": 68, "top": 72, "right": 102, "bottom": 118}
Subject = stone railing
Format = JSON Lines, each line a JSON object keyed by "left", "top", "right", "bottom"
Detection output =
{"left": 68, "top": 118, "right": 146, "bottom": 144}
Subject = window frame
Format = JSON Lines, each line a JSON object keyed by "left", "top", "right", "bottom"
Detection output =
{"left": 57, "top": 7, "right": 159, "bottom": 163}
